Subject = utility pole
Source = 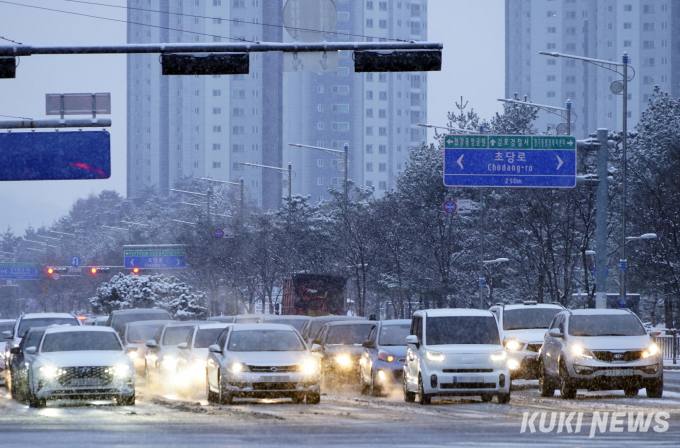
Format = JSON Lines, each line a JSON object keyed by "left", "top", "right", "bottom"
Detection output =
{"left": 565, "top": 99, "right": 572, "bottom": 136}
{"left": 343, "top": 143, "right": 349, "bottom": 206}
{"left": 595, "top": 129, "right": 609, "bottom": 308}
{"left": 619, "top": 53, "right": 630, "bottom": 307}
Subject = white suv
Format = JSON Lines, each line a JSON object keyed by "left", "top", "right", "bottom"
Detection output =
{"left": 538, "top": 308, "right": 663, "bottom": 399}
{"left": 403, "top": 309, "right": 511, "bottom": 405}
{"left": 489, "top": 301, "right": 564, "bottom": 379}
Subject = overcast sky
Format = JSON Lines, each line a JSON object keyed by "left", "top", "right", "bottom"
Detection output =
{"left": 0, "top": 0, "right": 504, "bottom": 234}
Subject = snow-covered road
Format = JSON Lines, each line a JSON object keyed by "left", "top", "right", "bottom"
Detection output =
{"left": 0, "top": 372, "right": 679, "bottom": 447}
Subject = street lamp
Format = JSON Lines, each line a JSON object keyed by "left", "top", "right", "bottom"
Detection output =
{"left": 496, "top": 97, "right": 573, "bottom": 135}
{"left": 539, "top": 50, "right": 632, "bottom": 309}
{"left": 200, "top": 177, "right": 245, "bottom": 220}
{"left": 621, "top": 233, "right": 657, "bottom": 304}
{"left": 288, "top": 143, "right": 349, "bottom": 205}
{"left": 417, "top": 123, "right": 482, "bottom": 135}
{"left": 480, "top": 258, "right": 509, "bottom": 308}
{"left": 237, "top": 162, "right": 292, "bottom": 203}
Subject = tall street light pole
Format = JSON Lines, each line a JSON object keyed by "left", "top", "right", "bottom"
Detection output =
{"left": 237, "top": 162, "right": 291, "bottom": 203}
{"left": 288, "top": 143, "right": 349, "bottom": 204}
{"left": 496, "top": 97, "right": 572, "bottom": 135}
{"left": 540, "top": 51, "right": 632, "bottom": 307}
{"left": 622, "top": 232, "right": 657, "bottom": 305}
{"left": 200, "top": 177, "right": 245, "bottom": 222}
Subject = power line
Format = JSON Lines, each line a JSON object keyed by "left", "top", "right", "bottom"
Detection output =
{"left": 0, "top": 0, "right": 257, "bottom": 43}
{"left": 0, "top": 113, "right": 33, "bottom": 120}
{"left": 0, "top": 35, "right": 23, "bottom": 44}
{"left": 60, "top": 0, "right": 408, "bottom": 43}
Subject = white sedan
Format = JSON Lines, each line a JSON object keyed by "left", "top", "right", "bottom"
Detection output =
{"left": 206, "top": 324, "right": 320, "bottom": 404}
{"left": 27, "top": 326, "right": 135, "bottom": 408}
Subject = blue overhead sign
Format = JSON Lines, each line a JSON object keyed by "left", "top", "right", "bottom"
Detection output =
{"left": 0, "top": 262, "right": 41, "bottom": 280}
{"left": 0, "top": 131, "right": 110, "bottom": 181}
{"left": 123, "top": 245, "right": 187, "bottom": 270}
{"left": 443, "top": 135, "right": 576, "bottom": 188}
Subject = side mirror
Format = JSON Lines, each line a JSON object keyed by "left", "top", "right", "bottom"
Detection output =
{"left": 310, "top": 344, "right": 321, "bottom": 352}
{"left": 24, "top": 346, "right": 37, "bottom": 355}
{"left": 405, "top": 335, "right": 419, "bottom": 346}
{"left": 177, "top": 342, "right": 189, "bottom": 350}
{"left": 145, "top": 339, "right": 158, "bottom": 349}
{"left": 208, "top": 344, "right": 222, "bottom": 354}
{"left": 10, "top": 346, "right": 21, "bottom": 355}
{"left": 548, "top": 328, "right": 563, "bottom": 338}
{"left": 2, "top": 330, "right": 12, "bottom": 339}
{"left": 362, "top": 340, "right": 376, "bottom": 349}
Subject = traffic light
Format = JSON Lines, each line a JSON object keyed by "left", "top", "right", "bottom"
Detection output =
{"left": 0, "top": 57, "right": 16, "bottom": 79}
{"left": 86, "top": 266, "right": 111, "bottom": 276}
{"left": 131, "top": 267, "right": 140, "bottom": 275}
{"left": 47, "top": 267, "right": 55, "bottom": 275}
{"left": 353, "top": 50, "right": 442, "bottom": 72}
{"left": 90, "top": 267, "right": 98, "bottom": 275}
{"left": 161, "top": 53, "right": 249, "bottom": 75}
{"left": 45, "top": 266, "right": 68, "bottom": 279}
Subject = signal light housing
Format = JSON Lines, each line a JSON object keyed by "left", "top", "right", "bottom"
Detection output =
{"left": 161, "top": 53, "right": 249, "bottom": 75}
{"left": 132, "top": 267, "right": 140, "bottom": 275}
{"left": 0, "top": 57, "right": 16, "bottom": 79}
{"left": 353, "top": 50, "right": 442, "bottom": 72}
{"left": 90, "top": 267, "right": 98, "bottom": 275}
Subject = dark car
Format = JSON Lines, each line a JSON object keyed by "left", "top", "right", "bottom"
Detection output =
{"left": 359, "top": 319, "right": 410, "bottom": 396}
{"left": 301, "top": 315, "right": 366, "bottom": 345}
{"left": 107, "top": 308, "right": 173, "bottom": 338}
{"left": 8, "top": 326, "right": 47, "bottom": 402}
{"left": 313, "top": 320, "right": 378, "bottom": 384}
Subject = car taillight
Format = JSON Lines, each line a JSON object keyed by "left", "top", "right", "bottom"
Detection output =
{"left": 378, "top": 350, "right": 395, "bottom": 363}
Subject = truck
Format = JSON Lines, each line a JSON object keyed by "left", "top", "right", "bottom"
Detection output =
{"left": 282, "top": 273, "right": 347, "bottom": 316}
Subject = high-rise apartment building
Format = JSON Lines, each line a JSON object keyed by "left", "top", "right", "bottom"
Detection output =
{"left": 127, "top": 0, "right": 428, "bottom": 206}
{"left": 506, "top": 0, "right": 680, "bottom": 138}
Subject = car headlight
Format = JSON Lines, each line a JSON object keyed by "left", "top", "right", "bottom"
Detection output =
{"left": 642, "top": 342, "right": 660, "bottom": 359}
{"left": 161, "top": 356, "right": 178, "bottom": 371}
{"left": 39, "top": 364, "right": 60, "bottom": 380}
{"left": 300, "top": 357, "right": 320, "bottom": 376}
{"left": 570, "top": 343, "right": 594, "bottom": 359}
{"left": 229, "top": 361, "right": 246, "bottom": 374}
{"left": 490, "top": 350, "right": 507, "bottom": 362}
{"left": 425, "top": 351, "right": 445, "bottom": 362}
{"left": 127, "top": 350, "right": 138, "bottom": 360}
{"left": 112, "top": 363, "right": 131, "bottom": 379}
{"left": 378, "top": 350, "right": 395, "bottom": 363}
{"left": 507, "top": 358, "right": 520, "bottom": 370}
{"left": 504, "top": 339, "right": 523, "bottom": 351}
{"left": 334, "top": 353, "right": 353, "bottom": 369}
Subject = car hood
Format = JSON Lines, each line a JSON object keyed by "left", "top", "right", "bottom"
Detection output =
{"left": 570, "top": 335, "right": 651, "bottom": 351}
{"left": 34, "top": 351, "right": 128, "bottom": 367}
{"left": 503, "top": 329, "right": 547, "bottom": 344}
{"left": 224, "top": 351, "right": 310, "bottom": 366}
{"left": 324, "top": 345, "right": 365, "bottom": 357}
{"left": 377, "top": 345, "right": 407, "bottom": 358}
{"left": 425, "top": 344, "right": 503, "bottom": 354}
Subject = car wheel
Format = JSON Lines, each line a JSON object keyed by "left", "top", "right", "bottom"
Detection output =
{"left": 417, "top": 375, "right": 431, "bottom": 405}
{"left": 496, "top": 393, "right": 511, "bottom": 404}
{"left": 10, "top": 374, "right": 21, "bottom": 401}
{"left": 306, "top": 393, "right": 321, "bottom": 405}
{"left": 645, "top": 377, "right": 663, "bottom": 399}
{"left": 559, "top": 362, "right": 576, "bottom": 399}
{"left": 370, "top": 371, "right": 384, "bottom": 397}
{"left": 624, "top": 387, "right": 639, "bottom": 397}
{"left": 403, "top": 376, "right": 416, "bottom": 403}
{"left": 480, "top": 394, "right": 493, "bottom": 402}
{"left": 218, "top": 373, "right": 233, "bottom": 405}
{"left": 538, "top": 361, "right": 556, "bottom": 397}
{"left": 28, "top": 393, "right": 46, "bottom": 408}
{"left": 117, "top": 394, "right": 136, "bottom": 406}
{"left": 206, "top": 372, "right": 217, "bottom": 404}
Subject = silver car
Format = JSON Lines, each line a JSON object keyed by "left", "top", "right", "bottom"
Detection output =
{"left": 206, "top": 324, "right": 321, "bottom": 404}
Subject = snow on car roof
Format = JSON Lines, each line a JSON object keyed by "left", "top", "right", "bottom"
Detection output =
{"left": 324, "top": 320, "right": 376, "bottom": 327}
{"left": 380, "top": 319, "right": 411, "bottom": 326}
{"left": 110, "top": 308, "right": 170, "bottom": 315}
{"left": 230, "top": 323, "right": 299, "bottom": 332}
{"left": 125, "top": 319, "right": 172, "bottom": 327}
{"left": 262, "top": 315, "right": 310, "bottom": 320}
{"left": 21, "top": 313, "right": 76, "bottom": 320}
{"left": 416, "top": 308, "right": 494, "bottom": 318}
{"left": 569, "top": 308, "right": 632, "bottom": 316}
{"left": 503, "top": 303, "right": 564, "bottom": 311}
{"left": 44, "top": 325, "right": 117, "bottom": 335}
{"left": 197, "top": 322, "right": 231, "bottom": 330}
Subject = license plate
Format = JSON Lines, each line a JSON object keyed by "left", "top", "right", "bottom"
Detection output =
{"left": 605, "top": 369, "right": 631, "bottom": 377}
{"left": 68, "top": 378, "right": 102, "bottom": 387}
{"left": 260, "top": 376, "right": 290, "bottom": 382}
{"left": 452, "top": 376, "right": 479, "bottom": 384}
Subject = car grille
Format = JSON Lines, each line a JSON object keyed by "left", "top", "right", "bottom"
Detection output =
{"left": 247, "top": 365, "right": 299, "bottom": 373}
{"left": 443, "top": 369, "right": 493, "bottom": 373}
{"left": 526, "top": 344, "right": 542, "bottom": 352}
{"left": 58, "top": 366, "right": 113, "bottom": 387}
{"left": 440, "top": 382, "right": 496, "bottom": 389}
{"left": 252, "top": 382, "right": 297, "bottom": 391}
{"left": 592, "top": 350, "right": 643, "bottom": 362}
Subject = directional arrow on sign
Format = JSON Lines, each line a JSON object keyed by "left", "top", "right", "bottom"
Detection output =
{"left": 456, "top": 154, "right": 464, "bottom": 170}
{"left": 556, "top": 155, "right": 564, "bottom": 170}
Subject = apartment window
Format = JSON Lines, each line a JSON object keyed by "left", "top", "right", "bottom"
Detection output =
{"left": 317, "top": 85, "right": 325, "bottom": 94}
{"left": 332, "top": 104, "right": 350, "bottom": 113}
{"left": 366, "top": 180, "right": 373, "bottom": 187}
{"left": 336, "top": 66, "right": 350, "bottom": 76}
{"left": 233, "top": 0, "right": 245, "bottom": 7}
{"left": 212, "top": 89, "right": 221, "bottom": 96}
{"left": 546, "top": 91, "right": 556, "bottom": 98}
{"left": 378, "top": 181, "right": 387, "bottom": 190}
{"left": 317, "top": 122, "right": 325, "bottom": 130}
{"left": 317, "top": 104, "right": 324, "bottom": 113}
{"left": 410, "top": 110, "right": 420, "bottom": 123}
{"left": 546, "top": 43, "right": 556, "bottom": 50}
{"left": 337, "top": 11, "right": 350, "bottom": 22}
{"left": 379, "top": 109, "right": 387, "bottom": 118}
{"left": 379, "top": 19, "right": 387, "bottom": 29}
{"left": 366, "top": 108, "right": 373, "bottom": 118}
{"left": 213, "top": 125, "right": 222, "bottom": 132}
{"left": 547, "top": 59, "right": 556, "bottom": 66}
{"left": 623, "top": 22, "right": 632, "bottom": 29}
{"left": 643, "top": 75, "right": 655, "bottom": 85}
{"left": 366, "top": 162, "right": 373, "bottom": 172}
{"left": 332, "top": 85, "right": 350, "bottom": 95}
{"left": 366, "top": 19, "right": 373, "bottom": 28}
{"left": 366, "top": 0, "right": 373, "bottom": 10}
{"left": 366, "top": 91, "right": 374, "bottom": 100}
{"left": 379, "top": 91, "right": 388, "bottom": 100}
{"left": 566, "top": 11, "right": 576, "bottom": 19}
{"left": 546, "top": 11, "right": 557, "bottom": 18}
{"left": 232, "top": 144, "right": 244, "bottom": 153}
{"left": 212, "top": 162, "right": 221, "bottom": 169}
{"left": 624, "top": 4, "right": 632, "bottom": 12}
{"left": 379, "top": 144, "right": 387, "bottom": 154}
{"left": 316, "top": 159, "right": 325, "bottom": 168}
{"left": 365, "top": 144, "right": 373, "bottom": 154}
{"left": 547, "top": 27, "right": 556, "bottom": 34}
{"left": 410, "top": 76, "right": 421, "bottom": 88}
{"left": 212, "top": 143, "right": 221, "bottom": 151}
{"left": 378, "top": 73, "right": 387, "bottom": 82}
{"left": 410, "top": 21, "right": 421, "bottom": 34}
{"left": 232, "top": 126, "right": 244, "bottom": 135}
{"left": 410, "top": 93, "right": 421, "bottom": 106}
{"left": 378, "top": 127, "right": 387, "bottom": 136}
{"left": 547, "top": 75, "right": 556, "bottom": 82}
{"left": 213, "top": 0, "right": 222, "bottom": 6}
{"left": 643, "top": 4, "right": 654, "bottom": 13}
{"left": 379, "top": 1, "right": 387, "bottom": 11}
{"left": 644, "top": 57, "right": 656, "bottom": 67}
{"left": 366, "top": 126, "right": 373, "bottom": 136}
{"left": 566, "top": 75, "right": 576, "bottom": 83}
{"left": 623, "top": 40, "right": 632, "bottom": 48}
{"left": 378, "top": 163, "right": 387, "bottom": 172}
{"left": 212, "top": 107, "right": 222, "bottom": 114}
{"left": 643, "top": 40, "right": 655, "bottom": 49}
{"left": 332, "top": 122, "right": 350, "bottom": 132}
{"left": 643, "top": 23, "right": 655, "bottom": 32}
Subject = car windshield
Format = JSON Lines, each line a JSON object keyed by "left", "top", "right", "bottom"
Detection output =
{"left": 22, "top": 330, "right": 46, "bottom": 350}
{"left": 0, "top": 321, "right": 14, "bottom": 333}
{"left": 126, "top": 322, "right": 166, "bottom": 343}
{"left": 41, "top": 331, "right": 122, "bottom": 352}
{"left": 426, "top": 316, "right": 500, "bottom": 345}
{"left": 193, "top": 328, "right": 225, "bottom": 348}
{"left": 17, "top": 317, "right": 78, "bottom": 338}
{"left": 266, "top": 318, "right": 307, "bottom": 331}
{"left": 503, "top": 308, "right": 561, "bottom": 330}
{"left": 378, "top": 324, "right": 410, "bottom": 346}
{"left": 227, "top": 330, "right": 305, "bottom": 352}
{"left": 162, "top": 326, "right": 194, "bottom": 346}
{"left": 325, "top": 324, "right": 374, "bottom": 345}
{"left": 568, "top": 315, "right": 646, "bottom": 337}
{"left": 112, "top": 311, "right": 172, "bottom": 333}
